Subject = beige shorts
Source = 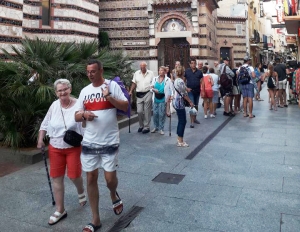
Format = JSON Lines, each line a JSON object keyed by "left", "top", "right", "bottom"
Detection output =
{"left": 278, "top": 79, "right": 287, "bottom": 90}
{"left": 232, "top": 86, "right": 240, "bottom": 95}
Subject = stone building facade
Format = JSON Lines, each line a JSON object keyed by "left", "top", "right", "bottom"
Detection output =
{"left": 216, "top": 16, "right": 247, "bottom": 66}
{"left": 99, "top": 0, "right": 219, "bottom": 72}
{"left": 0, "top": 0, "right": 99, "bottom": 58}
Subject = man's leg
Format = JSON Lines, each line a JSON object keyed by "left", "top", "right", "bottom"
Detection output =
{"left": 143, "top": 92, "right": 153, "bottom": 130}
{"left": 86, "top": 169, "right": 101, "bottom": 227}
{"left": 243, "top": 97, "right": 248, "bottom": 116}
{"left": 194, "top": 93, "right": 200, "bottom": 124}
{"left": 248, "top": 97, "right": 253, "bottom": 116}
{"left": 104, "top": 171, "right": 119, "bottom": 204}
{"left": 136, "top": 97, "right": 144, "bottom": 130}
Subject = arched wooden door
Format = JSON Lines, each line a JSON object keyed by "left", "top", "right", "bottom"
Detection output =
{"left": 158, "top": 38, "right": 190, "bottom": 70}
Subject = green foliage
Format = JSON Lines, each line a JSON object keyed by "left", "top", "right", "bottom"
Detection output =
{"left": 98, "top": 31, "right": 110, "bottom": 48}
{"left": 0, "top": 37, "right": 134, "bottom": 149}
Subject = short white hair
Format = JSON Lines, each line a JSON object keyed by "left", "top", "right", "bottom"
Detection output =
{"left": 54, "top": 79, "right": 71, "bottom": 91}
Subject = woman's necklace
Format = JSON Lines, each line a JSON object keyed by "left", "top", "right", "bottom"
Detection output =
{"left": 61, "top": 98, "right": 72, "bottom": 109}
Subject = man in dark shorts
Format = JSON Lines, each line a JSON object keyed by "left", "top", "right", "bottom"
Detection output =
{"left": 184, "top": 59, "right": 203, "bottom": 128}
{"left": 274, "top": 57, "right": 287, "bottom": 107}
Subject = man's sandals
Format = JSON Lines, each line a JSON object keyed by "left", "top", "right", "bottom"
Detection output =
{"left": 48, "top": 210, "right": 67, "bottom": 225}
{"left": 82, "top": 223, "right": 102, "bottom": 232}
{"left": 112, "top": 191, "right": 123, "bottom": 215}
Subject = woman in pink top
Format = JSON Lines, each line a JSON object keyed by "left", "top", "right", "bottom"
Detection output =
{"left": 201, "top": 66, "right": 215, "bottom": 118}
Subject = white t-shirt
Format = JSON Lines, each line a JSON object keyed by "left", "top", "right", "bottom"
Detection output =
{"left": 76, "top": 79, "right": 127, "bottom": 147}
{"left": 40, "top": 99, "right": 83, "bottom": 149}
{"left": 238, "top": 64, "right": 255, "bottom": 84}
{"left": 210, "top": 73, "right": 219, "bottom": 91}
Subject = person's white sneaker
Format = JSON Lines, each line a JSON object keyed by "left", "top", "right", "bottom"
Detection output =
{"left": 160, "top": 130, "right": 164, "bottom": 135}
{"left": 151, "top": 128, "right": 157, "bottom": 133}
{"left": 204, "top": 115, "right": 208, "bottom": 119}
{"left": 210, "top": 114, "right": 215, "bottom": 118}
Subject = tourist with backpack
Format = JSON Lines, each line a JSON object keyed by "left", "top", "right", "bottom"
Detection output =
{"left": 238, "top": 56, "right": 256, "bottom": 118}
{"left": 219, "top": 57, "right": 235, "bottom": 116}
{"left": 266, "top": 64, "right": 278, "bottom": 110}
{"left": 150, "top": 66, "right": 172, "bottom": 135}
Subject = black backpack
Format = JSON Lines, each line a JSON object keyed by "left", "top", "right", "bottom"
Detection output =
{"left": 238, "top": 66, "right": 251, "bottom": 85}
{"left": 267, "top": 76, "right": 276, "bottom": 88}
{"left": 219, "top": 65, "right": 233, "bottom": 90}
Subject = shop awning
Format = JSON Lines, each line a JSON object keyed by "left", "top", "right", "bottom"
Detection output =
{"left": 284, "top": 16, "right": 300, "bottom": 34}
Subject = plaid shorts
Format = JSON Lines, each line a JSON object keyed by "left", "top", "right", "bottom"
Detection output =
{"left": 241, "top": 83, "right": 254, "bottom": 98}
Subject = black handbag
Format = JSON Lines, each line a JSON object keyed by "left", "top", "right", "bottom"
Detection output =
{"left": 60, "top": 104, "right": 82, "bottom": 147}
{"left": 64, "top": 130, "right": 83, "bottom": 147}
{"left": 155, "top": 92, "right": 165, "bottom": 99}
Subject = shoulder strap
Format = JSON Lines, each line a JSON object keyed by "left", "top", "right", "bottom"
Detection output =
{"left": 222, "top": 65, "right": 226, "bottom": 74}
{"left": 173, "top": 82, "right": 184, "bottom": 98}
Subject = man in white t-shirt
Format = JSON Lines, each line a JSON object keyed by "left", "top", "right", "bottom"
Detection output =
{"left": 75, "top": 60, "right": 128, "bottom": 231}
{"left": 238, "top": 56, "right": 256, "bottom": 118}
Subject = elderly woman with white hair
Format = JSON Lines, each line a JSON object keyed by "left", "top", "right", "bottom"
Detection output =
{"left": 37, "top": 79, "right": 86, "bottom": 226}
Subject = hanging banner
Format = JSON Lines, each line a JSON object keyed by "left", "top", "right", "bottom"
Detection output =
{"left": 276, "top": 0, "right": 284, "bottom": 23}
{"left": 260, "top": 1, "right": 264, "bottom": 17}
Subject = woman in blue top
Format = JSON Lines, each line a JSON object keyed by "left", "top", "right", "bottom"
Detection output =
{"left": 151, "top": 66, "right": 172, "bottom": 135}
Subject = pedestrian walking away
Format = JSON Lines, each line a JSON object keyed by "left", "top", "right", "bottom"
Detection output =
{"left": 267, "top": 64, "right": 279, "bottom": 110}
{"left": 209, "top": 67, "right": 220, "bottom": 116}
{"left": 274, "top": 57, "right": 288, "bottom": 107}
{"left": 201, "top": 66, "right": 215, "bottom": 118}
{"left": 129, "top": 61, "right": 154, "bottom": 134}
{"left": 151, "top": 66, "right": 172, "bottom": 135}
{"left": 173, "top": 65, "right": 195, "bottom": 147}
{"left": 238, "top": 56, "right": 256, "bottom": 118}
{"left": 37, "top": 79, "right": 86, "bottom": 226}
{"left": 219, "top": 57, "right": 235, "bottom": 116}
{"left": 184, "top": 58, "right": 203, "bottom": 127}
{"left": 75, "top": 60, "right": 129, "bottom": 232}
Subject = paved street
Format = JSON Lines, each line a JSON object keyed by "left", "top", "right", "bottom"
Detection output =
{"left": 1, "top": 86, "right": 300, "bottom": 232}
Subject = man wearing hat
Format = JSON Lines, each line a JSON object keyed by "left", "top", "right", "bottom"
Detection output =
{"left": 274, "top": 57, "right": 287, "bottom": 107}
{"left": 238, "top": 56, "right": 256, "bottom": 118}
{"left": 219, "top": 57, "right": 235, "bottom": 116}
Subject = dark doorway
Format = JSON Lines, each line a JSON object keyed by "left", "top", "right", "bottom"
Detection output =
{"left": 220, "top": 47, "right": 230, "bottom": 63}
{"left": 158, "top": 38, "right": 190, "bottom": 70}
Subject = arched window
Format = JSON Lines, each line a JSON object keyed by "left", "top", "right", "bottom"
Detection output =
{"left": 42, "top": 0, "right": 50, "bottom": 26}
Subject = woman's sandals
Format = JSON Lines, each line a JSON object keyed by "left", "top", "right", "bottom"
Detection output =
{"left": 79, "top": 193, "right": 87, "bottom": 207}
{"left": 48, "top": 210, "right": 67, "bottom": 225}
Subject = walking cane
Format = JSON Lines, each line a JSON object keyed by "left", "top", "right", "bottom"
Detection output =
{"left": 169, "top": 101, "right": 172, "bottom": 137}
{"left": 128, "top": 98, "right": 131, "bottom": 133}
{"left": 41, "top": 147, "right": 55, "bottom": 206}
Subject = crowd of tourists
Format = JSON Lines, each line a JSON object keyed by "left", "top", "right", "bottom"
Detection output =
{"left": 36, "top": 56, "right": 300, "bottom": 232}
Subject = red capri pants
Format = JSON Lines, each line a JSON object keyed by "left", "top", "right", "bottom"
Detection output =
{"left": 48, "top": 144, "right": 82, "bottom": 179}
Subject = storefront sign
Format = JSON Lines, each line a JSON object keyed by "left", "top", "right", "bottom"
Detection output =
{"left": 259, "top": 1, "right": 264, "bottom": 17}
{"left": 267, "top": 43, "right": 273, "bottom": 48}
{"left": 286, "top": 36, "right": 297, "bottom": 44}
{"left": 276, "top": 0, "right": 284, "bottom": 23}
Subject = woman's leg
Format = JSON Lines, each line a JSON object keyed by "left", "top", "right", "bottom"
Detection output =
{"left": 158, "top": 102, "right": 166, "bottom": 131}
{"left": 52, "top": 176, "right": 65, "bottom": 214}
{"left": 209, "top": 98, "right": 213, "bottom": 115}
{"left": 203, "top": 98, "right": 208, "bottom": 116}
{"left": 176, "top": 108, "right": 186, "bottom": 143}
{"left": 153, "top": 102, "right": 159, "bottom": 129}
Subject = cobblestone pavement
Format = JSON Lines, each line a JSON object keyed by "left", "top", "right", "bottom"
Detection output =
{"left": 1, "top": 86, "right": 299, "bottom": 232}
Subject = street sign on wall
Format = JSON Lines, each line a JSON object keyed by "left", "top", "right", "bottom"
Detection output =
{"left": 259, "top": 1, "right": 264, "bottom": 17}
